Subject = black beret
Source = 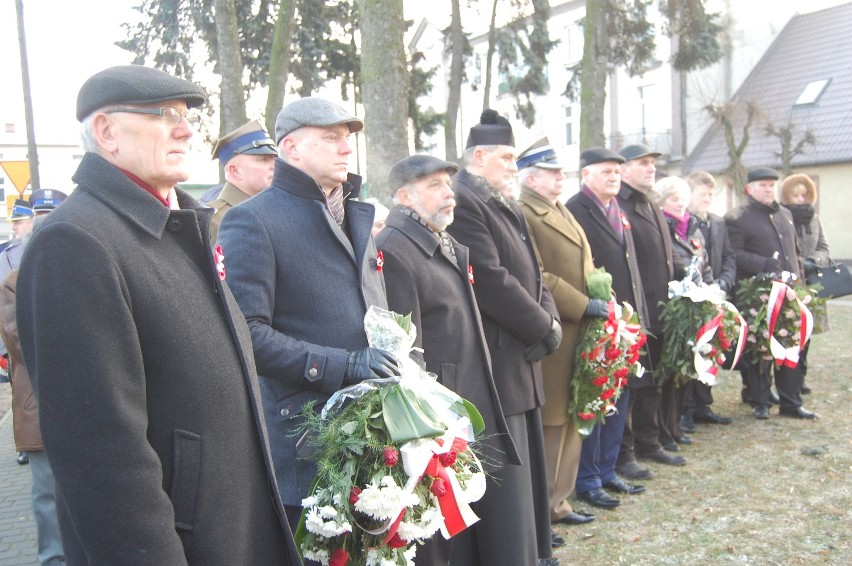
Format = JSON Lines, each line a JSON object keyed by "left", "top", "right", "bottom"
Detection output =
{"left": 466, "top": 109, "right": 515, "bottom": 148}
{"left": 747, "top": 167, "right": 779, "bottom": 183}
{"left": 580, "top": 147, "right": 625, "bottom": 168}
{"left": 389, "top": 155, "right": 459, "bottom": 190}
{"left": 76, "top": 65, "right": 207, "bottom": 121}
{"left": 619, "top": 143, "right": 662, "bottom": 162}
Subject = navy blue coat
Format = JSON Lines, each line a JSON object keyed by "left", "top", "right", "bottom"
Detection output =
{"left": 217, "top": 159, "right": 387, "bottom": 506}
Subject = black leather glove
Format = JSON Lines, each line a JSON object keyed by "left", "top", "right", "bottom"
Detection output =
{"left": 344, "top": 347, "right": 402, "bottom": 385}
{"left": 763, "top": 257, "right": 782, "bottom": 275}
{"left": 524, "top": 317, "right": 563, "bottom": 362}
{"left": 584, "top": 298, "right": 609, "bottom": 319}
{"left": 714, "top": 279, "right": 730, "bottom": 293}
{"left": 803, "top": 258, "right": 818, "bottom": 276}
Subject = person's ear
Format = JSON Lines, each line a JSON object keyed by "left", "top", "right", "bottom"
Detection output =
{"left": 93, "top": 113, "right": 119, "bottom": 153}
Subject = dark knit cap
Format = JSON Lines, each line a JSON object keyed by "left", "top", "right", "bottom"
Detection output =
{"left": 388, "top": 155, "right": 459, "bottom": 190}
{"left": 465, "top": 109, "right": 515, "bottom": 148}
{"left": 747, "top": 167, "right": 779, "bottom": 183}
{"left": 76, "top": 65, "right": 207, "bottom": 121}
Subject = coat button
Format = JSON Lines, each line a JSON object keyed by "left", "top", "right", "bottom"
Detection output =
{"left": 280, "top": 407, "right": 290, "bottom": 417}
{"left": 308, "top": 368, "right": 318, "bottom": 378}
{"left": 167, "top": 219, "right": 183, "bottom": 233}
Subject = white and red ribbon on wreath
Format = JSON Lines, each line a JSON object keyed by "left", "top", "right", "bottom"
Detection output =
{"left": 766, "top": 279, "right": 813, "bottom": 368}
{"left": 602, "top": 300, "right": 646, "bottom": 378}
{"left": 692, "top": 302, "right": 747, "bottom": 386}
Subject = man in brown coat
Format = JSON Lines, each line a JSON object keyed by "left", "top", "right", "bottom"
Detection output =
{"left": 517, "top": 138, "right": 598, "bottom": 527}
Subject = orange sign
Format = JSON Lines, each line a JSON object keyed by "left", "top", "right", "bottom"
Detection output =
{"left": 0, "top": 161, "right": 31, "bottom": 194}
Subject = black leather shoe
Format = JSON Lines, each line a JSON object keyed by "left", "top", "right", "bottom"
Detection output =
{"left": 769, "top": 389, "right": 780, "bottom": 405}
{"left": 675, "top": 435, "right": 693, "bottom": 445}
{"left": 753, "top": 406, "right": 770, "bottom": 420}
{"left": 679, "top": 414, "right": 696, "bottom": 433}
{"left": 616, "top": 461, "right": 654, "bottom": 480}
{"left": 603, "top": 476, "right": 645, "bottom": 495}
{"left": 694, "top": 410, "right": 733, "bottom": 425}
{"left": 17, "top": 452, "right": 29, "bottom": 465}
{"left": 779, "top": 407, "right": 817, "bottom": 420}
{"left": 551, "top": 530, "right": 566, "bottom": 548}
{"left": 577, "top": 487, "right": 621, "bottom": 509}
{"left": 638, "top": 448, "right": 687, "bottom": 466}
{"left": 539, "top": 558, "right": 560, "bottom": 566}
{"left": 553, "top": 511, "right": 596, "bottom": 525}
{"left": 663, "top": 441, "right": 680, "bottom": 452}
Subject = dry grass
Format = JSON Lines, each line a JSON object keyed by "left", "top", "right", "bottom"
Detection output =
{"left": 553, "top": 301, "right": 852, "bottom": 565}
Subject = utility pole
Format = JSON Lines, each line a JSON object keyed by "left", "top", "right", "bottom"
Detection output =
{"left": 15, "top": 0, "right": 40, "bottom": 191}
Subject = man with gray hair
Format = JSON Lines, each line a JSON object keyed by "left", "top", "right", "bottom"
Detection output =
{"left": 16, "top": 64, "right": 300, "bottom": 564}
{"left": 217, "top": 97, "right": 402, "bottom": 529}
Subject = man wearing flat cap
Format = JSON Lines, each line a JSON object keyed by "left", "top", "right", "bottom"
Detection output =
{"left": 725, "top": 167, "right": 815, "bottom": 420}
{"left": 614, "top": 144, "right": 688, "bottom": 473}
{"left": 376, "top": 154, "right": 519, "bottom": 565}
{"left": 207, "top": 119, "right": 277, "bottom": 241}
{"left": 15, "top": 65, "right": 301, "bottom": 565}
{"left": 566, "top": 147, "right": 650, "bottom": 510}
{"left": 446, "top": 110, "right": 560, "bottom": 566}
{"left": 517, "top": 138, "right": 600, "bottom": 529}
{"left": 217, "top": 96, "right": 402, "bottom": 529}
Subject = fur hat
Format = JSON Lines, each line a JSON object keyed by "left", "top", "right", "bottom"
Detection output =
{"left": 780, "top": 173, "right": 817, "bottom": 205}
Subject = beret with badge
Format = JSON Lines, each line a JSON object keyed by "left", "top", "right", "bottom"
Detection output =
{"left": 211, "top": 120, "right": 277, "bottom": 165}
{"left": 275, "top": 97, "right": 363, "bottom": 143}
{"left": 388, "top": 155, "right": 459, "bottom": 191}
{"left": 76, "top": 65, "right": 207, "bottom": 122}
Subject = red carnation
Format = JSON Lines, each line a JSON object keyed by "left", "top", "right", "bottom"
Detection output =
{"left": 329, "top": 548, "right": 350, "bottom": 566}
{"left": 616, "top": 376, "right": 629, "bottom": 387}
{"left": 600, "top": 388, "right": 616, "bottom": 400}
{"left": 578, "top": 412, "right": 596, "bottom": 420}
{"left": 439, "top": 450, "right": 457, "bottom": 467}
{"left": 591, "top": 375, "right": 608, "bottom": 387}
{"left": 349, "top": 486, "right": 361, "bottom": 505}
{"left": 387, "top": 533, "right": 407, "bottom": 549}
{"left": 430, "top": 477, "right": 447, "bottom": 497}
{"left": 605, "top": 348, "right": 622, "bottom": 361}
{"left": 636, "top": 333, "right": 648, "bottom": 348}
{"left": 628, "top": 351, "right": 640, "bottom": 364}
{"left": 614, "top": 367, "right": 629, "bottom": 379}
{"left": 384, "top": 446, "right": 399, "bottom": 467}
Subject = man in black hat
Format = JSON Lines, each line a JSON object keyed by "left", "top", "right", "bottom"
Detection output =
{"left": 16, "top": 64, "right": 301, "bottom": 565}
{"left": 446, "top": 110, "right": 561, "bottom": 566}
{"left": 725, "top": 167, "right": 815, "bottom": 420}
{"left": 615, "top": 144, "right": 688, "bottom": 472}
{"left": 566, "top": 147, "right": 651, "bottom": 508}
{"left": 375, "top": 154, "right": 519, "bottom": 565}
{"left": 217, "top": 96, "right": 402, "bottom": 530}
{"left": 207, "top": 119, "right": 277, "bottom": 241}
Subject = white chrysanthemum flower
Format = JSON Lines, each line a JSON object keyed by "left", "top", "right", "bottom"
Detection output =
{"left": 355, "top": 476, "right": 419, "bottom": 520}
{"left": 404, "top": 545, "right": 418, "bottom": 565}
{"left": 301, "top": 495, "right": 320, "bottom": 508}
{"left": 319, "top": 505, "right": 338, "bottom": 519}
{"left": 366, "top": 548, "right": 399, "bottom": 566}
{"left": 459, "top": 469, "right": 487, "bottom": 503}
{"left": 303, "top": 547, "right": 330, "bottom": 563}
{"left": 304, "top": 507, "right": 351, "bottom": 538}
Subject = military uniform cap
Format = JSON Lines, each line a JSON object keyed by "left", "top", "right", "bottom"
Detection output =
{"left": 388, "top": 155, "right": 459, "bottom": 190}
{"left": 275, "top": 97, "right": 363, "bottom": 143}
{"left": 211, "top": 120, "right": 277, "bottom": 164}
{"left": 619, "top": 143, "right": 662, "bottom": 162}
{"left": 579, "top": 147, "right": 625, "bottom": 168}
{"left": 747, "top": 167, "right": 779, "bottom": 183}
{"left": 466, "top": 109, "right": 515, "bottom": 149}
{"left": 29, "top": 189, "right": 68, "bottom": 213}
{"left": 76, "top": 65, "right": 207, "bottom": 121}
{"left": 517, "top": 137, "right": 565, "bottom": 170}
{"left": 8, "top": 199, "right": 33, "bottom": 221}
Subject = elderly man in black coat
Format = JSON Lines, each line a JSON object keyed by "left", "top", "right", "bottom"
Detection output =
{"left": 615, "top": 144, "right": 688, "bottom": 471}
{"left": 446, "top": 111, "right": 561, "bottom": 566}
{"left": 724, "top": 167, "right": 815, "bottom": 420}
{"left": 376, "top": 154, "right": 520, "bottom": 565}
{"left": 16, "top": 65, "right": 301, "bottom": 565}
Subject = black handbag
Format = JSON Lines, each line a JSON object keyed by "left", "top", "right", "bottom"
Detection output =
{"left": 806, "top": 259, "right": 852, "bottom": 299}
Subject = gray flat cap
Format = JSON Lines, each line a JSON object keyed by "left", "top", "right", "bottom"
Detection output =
{"left": 76, "top": 65, "right": 207, "bottom": 122}
{"left": 619, "top": 143, "right": 661, "bottom": 162}
{"left": 275, "top": 97, "right": 363, "bottom": 143}
{"left": 580, "top": 147, "right": 625, "bottom": 168}
{"left": 389, "top": 155, "right": 459, "bottom": 190}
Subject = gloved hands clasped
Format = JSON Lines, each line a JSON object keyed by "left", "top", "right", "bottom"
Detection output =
{"left": 344, "top": 347, "right": 403, "bottom": 385}
{"left": 523, "top": 316, "right": 563, "bottom": 362}
{"left": 584, "top": 298, "right": 609, "bottom": 319}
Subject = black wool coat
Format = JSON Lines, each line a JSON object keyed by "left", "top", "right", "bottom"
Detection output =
{"left": 16, "top": 153, "right": 300, "bottom": 565}
{"left": 695, "top": 213, "right": 738, "bottom": 292}
{"left": 376, "top": 208, "right": 520, "bottom": 470}
{"left": 446, "top": 169, "right": 558, "bottom": 416}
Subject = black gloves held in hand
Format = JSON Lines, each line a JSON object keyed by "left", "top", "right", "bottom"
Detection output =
{"left": 584, "top": 298, "right": 609, "bottom": 319}
{"left": 344, "top": 347, "right": 402, "bottom": 385}
{"left": 803, "top": 258, "right": 818, "bottom": 276}
{"left": 523, "top": 316, "right": 563, "bottom": 362}
{"left": 763, "top": 257, "right": 782, "bottom": 275}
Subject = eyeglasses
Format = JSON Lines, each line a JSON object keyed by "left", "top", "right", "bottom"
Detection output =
{"left": 106, "top": 107, "right": 200, "bottom": 125}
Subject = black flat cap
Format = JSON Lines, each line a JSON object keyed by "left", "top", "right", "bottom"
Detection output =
{"left": 389, "top": 155, "right": 459, "bottom": 190}
{"left": 747, "top": 167, "right": 779, "bottom": 183}
{"left": 76, "top": 65, "right": 207, "bottom": 121}
{"left": 619, "top": 143, "right": 661, "bottom": 162}
{"left": 466, "top": 109, "right": 515, "bottom": 148}
{"left": 580, "top": 147, "right": 625, "bottom": 168}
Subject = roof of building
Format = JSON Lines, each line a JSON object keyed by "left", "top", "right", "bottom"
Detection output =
{"left": 684, "top": 2, "right": 852, "bottom": 173}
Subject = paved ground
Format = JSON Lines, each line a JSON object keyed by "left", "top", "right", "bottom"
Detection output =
{"left": 0, "top": 384, "right": 38, "bottom": 566}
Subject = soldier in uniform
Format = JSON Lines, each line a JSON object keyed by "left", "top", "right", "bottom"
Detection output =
{"left": 208, "top": 120, "right": 277, "bottom": 241}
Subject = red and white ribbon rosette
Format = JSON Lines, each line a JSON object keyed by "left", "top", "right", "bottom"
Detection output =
{"left": 766, "top": 279, "right": 813, "bottom": 368}
{"left": 692, "top": 302, "right": 747, "bottom": 385}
